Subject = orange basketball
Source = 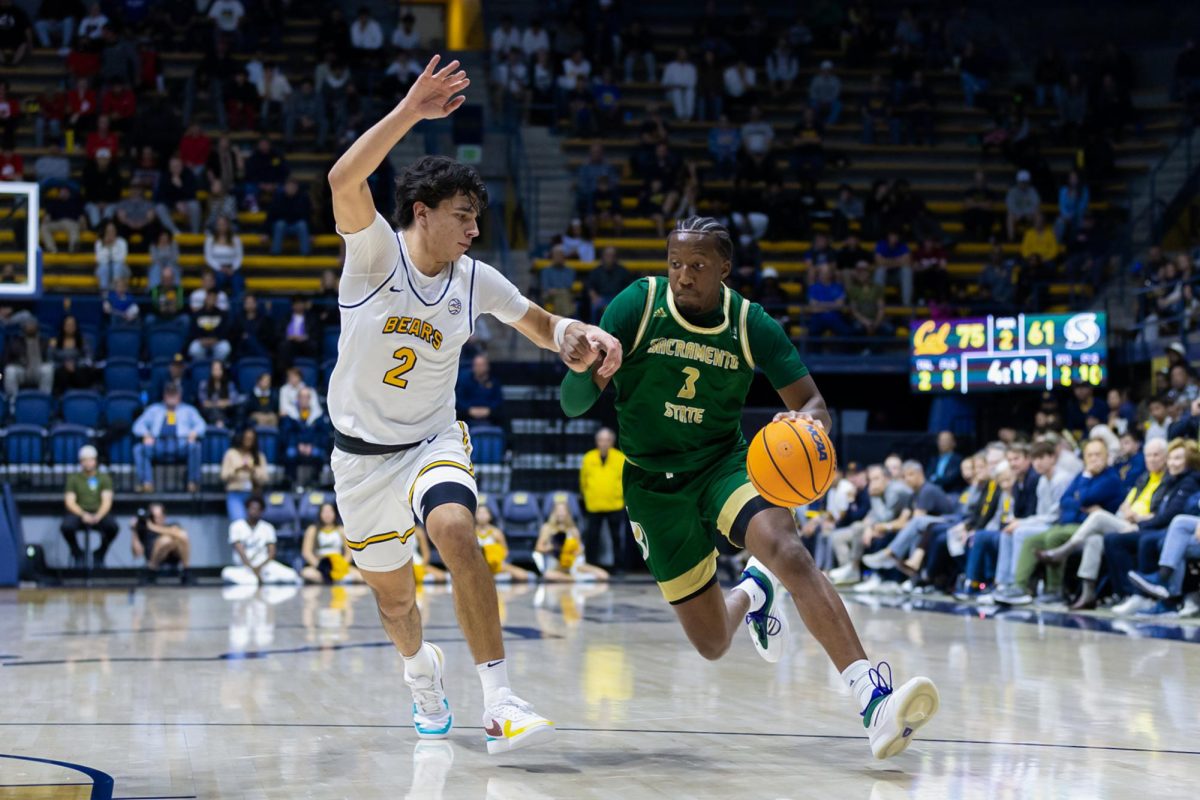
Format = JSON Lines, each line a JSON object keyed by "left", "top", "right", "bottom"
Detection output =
{"left": 747, "top": 419, "right": 837, "bottom": 507}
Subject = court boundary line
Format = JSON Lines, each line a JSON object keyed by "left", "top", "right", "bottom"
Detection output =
{"left": 0, "top": 754, "right": 113, "bottom": 800}
{"left": 1, "top": 723, "right": 1196, "bottom": 758}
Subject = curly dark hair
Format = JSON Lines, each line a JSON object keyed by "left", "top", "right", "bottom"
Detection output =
{"left": 393, "top": 155, "right": 489, "bottom": 229}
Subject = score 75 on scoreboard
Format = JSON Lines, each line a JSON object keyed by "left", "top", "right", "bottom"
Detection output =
{"left": 910, "top": 312, "right": 1107, "bottom": 394}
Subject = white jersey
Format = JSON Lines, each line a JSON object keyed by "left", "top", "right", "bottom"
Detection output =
{"left": 329, "top": 212, "right": 530, "bottom": 445}
{"left": 229, "top": 519, "right": 277, "bottom": 569}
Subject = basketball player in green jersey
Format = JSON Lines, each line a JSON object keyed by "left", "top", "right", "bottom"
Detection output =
{"left": 561, "top": 217, "right": 939, "bottom": 759}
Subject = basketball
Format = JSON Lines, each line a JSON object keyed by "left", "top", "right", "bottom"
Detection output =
{"left": 747, "top": 419, "right": 837, "bottom": 507}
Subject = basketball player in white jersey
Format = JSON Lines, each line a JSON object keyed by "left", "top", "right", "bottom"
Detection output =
{"left": 326, "top": 54, "right": 620, "bottom": 754}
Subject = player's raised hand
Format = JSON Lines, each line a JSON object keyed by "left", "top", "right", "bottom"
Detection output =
{"left": 400, "top": 55, "right": 470, "bottom": 120}
{"left": 585, "top": 326, "right": 622, "bottom": 378}
{"left": 773, "top": 410, "right": 825, "bottom": 430}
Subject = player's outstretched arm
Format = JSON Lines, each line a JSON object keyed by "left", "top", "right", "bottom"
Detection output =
{"left": 327, "top": 54, "right": 469, "bottom": 233}
{"left": 509, "top": 303, "right": 621, "bottom": 378}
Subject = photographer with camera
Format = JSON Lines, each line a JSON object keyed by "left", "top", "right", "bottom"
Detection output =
{"left": 131, "top": 503, "right": 193, "bottom": 584}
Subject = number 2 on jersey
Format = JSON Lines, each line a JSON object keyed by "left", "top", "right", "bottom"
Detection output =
{"left": 383, "top": 346, "right": 418, "bottom": 389}
{"left": 677, "top": 367, "right": 700, "bottom": 399}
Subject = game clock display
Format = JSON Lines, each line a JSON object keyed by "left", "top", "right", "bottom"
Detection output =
{"left": 910, "top": 312, "right": 1107, "bottom": 394}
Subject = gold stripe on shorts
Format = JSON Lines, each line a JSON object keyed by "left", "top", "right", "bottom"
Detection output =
{"left": 346, "top": 526, "right": 416, "bottom": 551}
{"left": 717, "top": 482, "right": 760, "bottom": 542}
{"left": 659, "top": 550, "right": 718, "bottom": 603}
{"left": 407, "top": 460, "right": 476, "bottom": 508}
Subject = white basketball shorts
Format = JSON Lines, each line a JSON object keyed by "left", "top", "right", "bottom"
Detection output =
{"left": 331, "top": 421, "right": 476, "bottom": 572}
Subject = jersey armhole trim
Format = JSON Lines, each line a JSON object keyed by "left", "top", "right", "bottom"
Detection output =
{"left": 631, "top": 277, "right": 656, "bottom": 353}
{"left": 338, "top": 264, "right": 398, "bottom": 309}
{"left": 738, "top": 299, "right": 754, "bottom": 369}
{"left": 468, "top": 259, "right": 477, "bottom": 334}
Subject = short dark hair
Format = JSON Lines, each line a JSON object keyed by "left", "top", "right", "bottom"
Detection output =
{"left": 671, "top": 216, "right": 734, "bottom": 262}
{"left": 246, "top": 496, "right": 265, "bottom": 511}
{"left": 1030, "top": 441, "right": 1057, "bottom": 459}
{"left": 1120, "top": 427, "right": 1143, "bottom": 443}
{"left": 394, "top": 156, "right": 488, "bottom": 229}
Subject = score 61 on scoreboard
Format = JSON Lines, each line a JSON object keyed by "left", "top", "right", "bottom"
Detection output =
{"left": 910, "top": 312, "right": 1107, "bottom": 394}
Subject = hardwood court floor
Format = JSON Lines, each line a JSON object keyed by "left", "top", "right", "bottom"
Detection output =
{"left": 1, "top": 582, "right": 1197, "bottom": 799}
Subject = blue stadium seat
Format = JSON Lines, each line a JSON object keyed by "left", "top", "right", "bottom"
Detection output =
{"left": 323, "top": 328, "right": 340, "bottom": 360}
{"left": 298, "top": 490, "right": 336, "bottom": 527}
{"left": 255, "top": 426, "right": 279, "bottom": 464}
{"left": 235, "top": 357, "right": 272, "bottom": 394}
{"left": 104, "top": 358, "right": 141, "bottom": 394}
{"left": 261, "top": 491, "right": 298, "bottom": 530}
{"left": 146, "top": 325, "right": 186, "bottom": 361}
{"left": 4, "top": 424, "right": 46, "bottom": 465}
{"left": 105, "top": 327, "right": 142, "bottom": 360}
{"left": 103, "top": 392, "right": 142, "bottom": 432}
{"left": 108, "top": 434, "right": 133, "bottom": 465}
{"left": 469, "top": 424, "right": 505, "bottom": 464}
{"left": 185, "top": 360, "right": 214, "bottom": 400}
{"left": 61, "top": 391, "right": 103, "bottom": 428}
{"left": 501, "top": 491, "right": 543, "bottom": 541}
{"left": 203, "top": 427, "right": 232, "bottom": 465}
{"left": 66, "top": 296, "right": 102, "bottom": 330}
{"left": 34, "top": 297, "right": 66, "bottom": 332}
{"left": 13, "top": 392, "right": 54, "bottom": 427}
{"left": 541, "top": 490, "right": 582, "bottom": 522}
{"left": 292, "top": 358, "right": 319, "bottom": 390}
{"left": 50, "top": 424, "right": 92, "bottom": 465}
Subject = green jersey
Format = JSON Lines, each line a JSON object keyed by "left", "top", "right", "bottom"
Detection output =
{"left": 598, "top": 277, "right": 809, "bottom": 473}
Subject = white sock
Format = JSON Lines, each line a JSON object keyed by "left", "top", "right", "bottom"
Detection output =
{"left": 841, "top": 659, "right": 875, "bottom": 713}
{"left": 477, "top": 658, "right": 510, "bottom": 707}
{"left": 403, "top": 641, "right": 436, "bottom": 680}
{"left": 732, "top": 575, "right": 767, "bottom": 613}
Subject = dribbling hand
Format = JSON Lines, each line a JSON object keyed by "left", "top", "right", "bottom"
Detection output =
{"left": 400, "top": 55, "right": 470, "bottom": 120}
{"left": 772, "top": 410, "right": 824, "bottom": 430}
{"left": 561, "top": 322, "right": 622, "bottom": 378}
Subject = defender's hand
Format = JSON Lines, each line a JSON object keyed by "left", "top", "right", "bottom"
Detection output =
{"left": 400, "top": 55, "right": 470, "bottom": 120}
{"left": 561, "top": 323, "right": 622, "bottom": 378}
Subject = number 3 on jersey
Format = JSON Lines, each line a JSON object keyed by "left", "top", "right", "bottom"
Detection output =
{"left": 677, "top": 367, "right": 700, "bottom": 399}
{"left": 383, "top": 347, "right": 417, "bottom": 389}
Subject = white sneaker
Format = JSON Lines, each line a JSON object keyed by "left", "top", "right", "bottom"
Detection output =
{"left": 405, "top": 642, "right": 452, "bottom": 738}
{"left": 852, "top": 574, "right": 884, "bottom": 593}
{"left": 1113, "top": 595, "right": 1155, "bottom": 616}
{"left": 861, "top": 663, "right": 940, "bottom": 760}
{"left": 1180, "top": 592, "right": 1200, "bottom": 618}
{"left": 740, "top": 557, "right": 790, "bottom": 663}
{"left": 483, "top": 691, "right": 555, "bottom": 754}
{"left": 862, "top": 550, "right": 897, "bottom": 570}
{"left": 828, "top": 562, "right": 862, "bottom": 585}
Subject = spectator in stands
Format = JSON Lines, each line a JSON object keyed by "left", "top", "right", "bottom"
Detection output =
{"left": 534, "top": 500, "right": 610, "bottom": 583}
{"left": 102, "top": 277, "right": 139, "bottom": 325}
{"left": 114, "top": 186, "right": 162, "bottom": 244}
{"left": 894, "top": 71, "right": 935, "bottom": 146}
{"left": 33, "top": 0, "right": 78, "bottom": 54}
{"left": 534, "top": 244, "right": 577, "bottom": 316}
{"left": 60, "top": 445, "right": 117, "bottom": 568}
{"left": 587, "top": 247, "right": 631, "bottom": 322}
{"left": 790, "top": 108, "right": 825, "bottom": 181}
{"left": 579, "top": 427, "right": 626, "bottom": 570}
{"left": 204, "top": 179, "right": 238, "bottom": 232}
{"left": 456, "top": 354, "right": 504, "bottom": 430}
{"left": 133, "top": 382, "right": 205, "bottom": 494}
{"left": 205, "top": 215, "right": 244, "bottom": 298}
{"left": 860, "top": 461, "right": 959, "bottom": 581}
{"left": 701, "top": 114, "right": 740, "bottom": 180}
{"left": 1055, "top": 170, "right": 1090, "bottom": 241}
{"left": 559, "top": 47, "right": 591, "bottom": 94}
{"left": 178, "top": 124, "right": 211, "bottom": 179}
{"left": 0, "top": 0, "right": 32, "bottom": 65}
{"left": 284, "top": 79, "right": 328, "bottom": 149}
{"left": 961, "top": 170, "right": 996, "bottom": 241}
{"left": 859, "top": 73, "right": 890, "bottom": 144}
{"left": 187, "top": 290, "right": 232, "bottom": 362}
{"left": 762, "top": 38, "right": 798, "bottom": 98}
{"left": 278, "top": 365, "right": 320, "bottom": 420}
{"left": 740, "top": 105, "right": 774, "bottom": 157}
{"left": 281, "top": 386, "right": 328, "bottom": 484}
{"left": 874, "top": 229, "right": 913, "bottom": 307}
{"left": 49, "top": 315, "right": 94, "bottom": 394}
{"left": 576, "top": 143, "right": 618, "bottom": 215}
{"left": 148, "top": 268, "right": 186, "bottom": 324}
{"left": 1020, "top": 213, "right": 1060, "bottom": 265}
{"left": 98, "top": 25, "right": 139, "bottom": 88}
{"left": 256, "top": 62, "right": 293, "bottom": 130}
{"left": 695, "top": 49, "right": 724, "bottom": 122}
{"left": 129, "top": 146, "right": 161, "bottom": 193}
{"left": 244, "top": 137, "right": 288, "bottom": 211}
{"left": 199, "top": 360, "right": 241, "bottom": 429}
{"left": 0, "top": 144, "right": 20, "bottom": 181}
{"left": 835, "top": 233, "right": 871, "bottom": 272}
{"left": 0, "top": 80, "right": 18, "bottom": 152}
{"left": 39, "top": 184, "right": 85, "bottom": 255}
{"left": 245, "top": 371, "right": 278, "bottom": 428}
{"left": 976, "top": 242, "right": 1016, "bottom": 312}
{"left": 516, "top": 18, "right": 545, "bottom": 59}
{"left": 277, "top": 296, "right": 319, "bottom": 365}
{"left": 99, "top": 78, "right": 136, "bottom": 134}
{"left": 829, "top": 184, "right": 863, "bottom": 240}
{"left": 958, "top": 40, "right": 990, "bottom": 107}
{"left": 926, "top": 432, "right": 964, "bottom": 492}
{"left": 662, "top": 48, "right": 697, "bottom": 121}
{"left": 222, "top": 497, "right": 302, "bottom": 585}
{"left": 1146, "top": 395, "right": 1173, "bottom": 442}
{"left": 1005, "top": 170, "right": 1040, "bottom": 241}
{"left": 93, "top": 220, "right": 129, "bottom": 292}
{"left": 189, "top": 269, "right": 229, "bottom": 313}
{"left": 155, "top": 155, "right": 202, "bottom": 235}
{"left": 622, "top": 19, "right": 655, "bottom": 82}
{"left": 559, "top": 218, "right": 595, "bottom": 262}
{"left": 130, "top": 502, "right": 192, "bottom": 584}
{"left": 489, "top": 14, "right": 520, "bottom": 59}
{"left": 85, "top": 115, "right": 118, "bottom": 160}
{"left": 221, "top": 428, "right": 267, "bottom": 522}
{"left": 268, "top": 178, "right": 312, "bottom": 256}
{"left": 722, "top": 58, "right": 757, "bottom": 119}
{"left": 207, "top": 139, "right": 245, "bottom": 206}
{"left": 146, "top": 230, "right": 180, "bottom": 291}
{"left": 77, "top": 1, "right": 105, "bottom": 43}
{"left": 1065, "top": 385, "right": 1109, "bottom": 439}
{"left": 827, "top": 463, "right": 913, "bottom": 584}
{"left": 580, "top": 172, "right": 622, "bottom": 235}
{"left": 912, "top": 236, "right": 950, "bottom": 305}
{"left": 846, "top": 260, "right": 891, "bottom": 339}
{"left": 300, "top": 503, "right": 360, "bottom": 584}
{"left": 807, "top": 263, "right": 852, "bottom": 340}
{"left": 4, "top": 319, "right": 53, "bottom": 396}
{"left": 230, "top": 293, "right": 275, "bottom": 359}
{"left": 807, "top": 60, "right": 842, "bottom": 125}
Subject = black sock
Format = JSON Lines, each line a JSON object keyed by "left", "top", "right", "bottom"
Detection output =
{"left": 1158, "top": 566, "right": 1173, "bottom": 585}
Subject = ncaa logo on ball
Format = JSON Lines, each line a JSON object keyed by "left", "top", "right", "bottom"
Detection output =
{"left": 448, "top": 298, "right": 462, "bottom": 315}
{"left": 806, "top": 426, "right": 829, "bottom": 462}
{"left": 1064, "top": 313, "right": 1100, "bottom": 350}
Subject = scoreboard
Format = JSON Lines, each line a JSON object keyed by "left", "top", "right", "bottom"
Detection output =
{"left": 910, "top": 312, "right": 1107, "bottom": 394}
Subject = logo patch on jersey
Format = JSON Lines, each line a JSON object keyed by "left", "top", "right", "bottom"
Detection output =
{"left": 448, "top": 297, "right": 462, "bottom": 315}
{"left": 653, "top": 308, "right": 668, "bottom": 318}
